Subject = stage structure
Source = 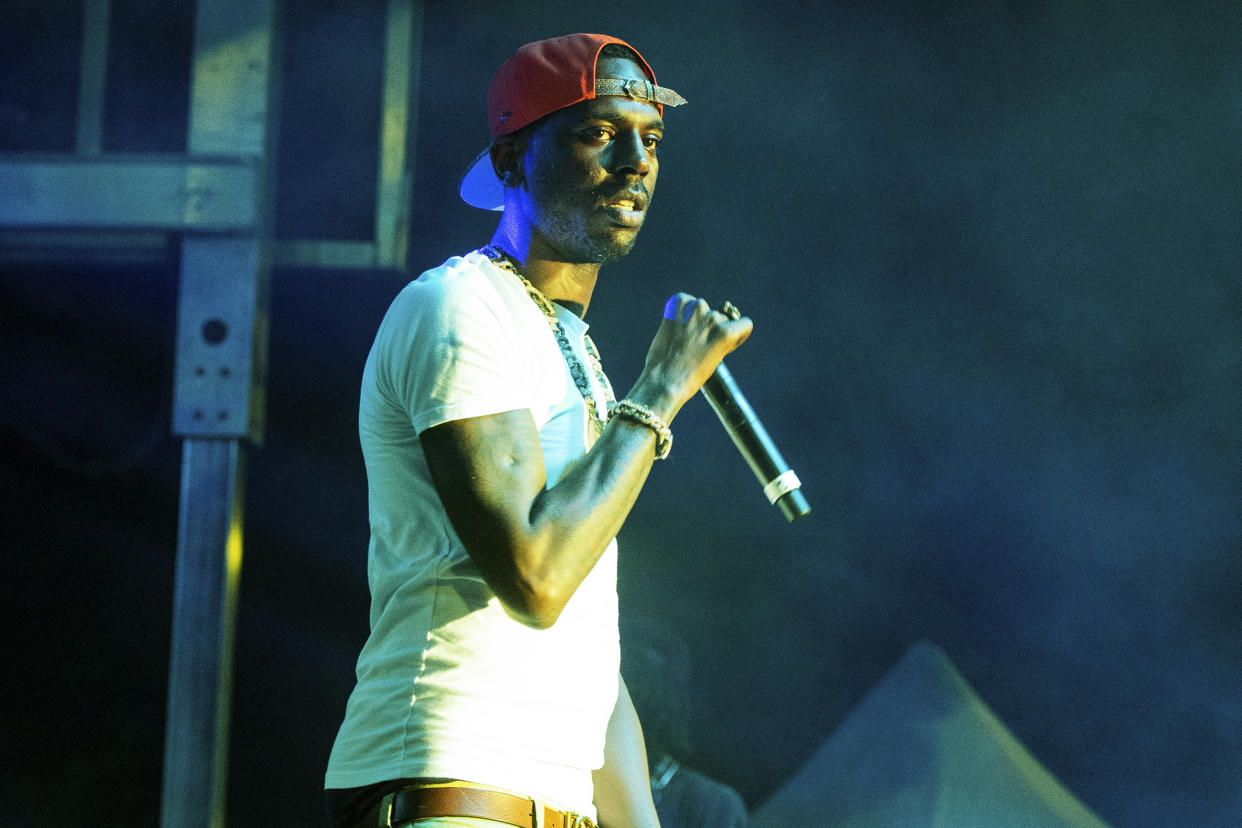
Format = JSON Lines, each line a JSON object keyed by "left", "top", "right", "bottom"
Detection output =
{"left": 752, "top": 641, "right": 1112, "bottom": 828}
{"left": 0, "top": 1, "right": 424, "bottom": 825}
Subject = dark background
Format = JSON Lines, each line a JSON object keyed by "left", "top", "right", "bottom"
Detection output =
{"left": 4, "top": 0, "right": 1240, "bottom": 825}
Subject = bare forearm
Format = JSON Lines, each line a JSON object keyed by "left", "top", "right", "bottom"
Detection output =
{"left": 518, "top": 376, "right": 679, "bottom": 623}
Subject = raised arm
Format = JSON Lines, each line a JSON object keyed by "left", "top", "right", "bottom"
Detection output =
{"left": 419, "top": 295, "right": 750, "bottom": 628}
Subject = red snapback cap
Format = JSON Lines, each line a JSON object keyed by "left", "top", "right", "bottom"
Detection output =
{"left": 459, "top": 33, "right": 686, "bottom": 211}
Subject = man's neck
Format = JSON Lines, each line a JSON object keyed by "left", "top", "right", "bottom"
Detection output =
{"left": 489, "top": 225, "right": 600, "bottom": 317}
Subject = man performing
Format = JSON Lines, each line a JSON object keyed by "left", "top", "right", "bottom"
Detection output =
{"left": 325, "top": 33, "right": 752, "bottom": 828}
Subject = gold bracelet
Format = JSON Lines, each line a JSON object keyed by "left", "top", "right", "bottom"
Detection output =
{"left": 611, "top": 399, "right": 673, "bottom": 460}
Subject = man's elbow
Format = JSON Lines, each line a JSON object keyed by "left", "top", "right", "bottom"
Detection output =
{"left": 499, "top": 594, "right": 566, "bottom": 629}
{"left": 496, "top": 570, "right": 570, "bottom": 630}
{"left": 468, "top": 535, "right": 572, "bottom": 629}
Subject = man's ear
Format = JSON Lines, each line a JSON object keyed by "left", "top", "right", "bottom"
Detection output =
{"left": 490, "top": 137, "right": 526, "bottom": 189}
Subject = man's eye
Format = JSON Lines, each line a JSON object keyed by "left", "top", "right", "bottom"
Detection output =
{"left": 582, "top": 128, "right": 613, "bottom": 142}
{"left": 644, "top": 135, "right": 663, "bottom": 151}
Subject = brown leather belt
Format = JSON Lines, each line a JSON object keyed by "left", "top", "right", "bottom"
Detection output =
{"left": 384, "top": 784, "right": 597, "bottom": 828}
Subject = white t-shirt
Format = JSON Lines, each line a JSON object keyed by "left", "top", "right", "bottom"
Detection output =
{"left": 325, "top": 251, "right": 619, "bottom": 818}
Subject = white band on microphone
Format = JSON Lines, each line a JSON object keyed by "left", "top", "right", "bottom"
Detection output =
{"left": 763, "top": 470, "right": 802, "bottom": 504}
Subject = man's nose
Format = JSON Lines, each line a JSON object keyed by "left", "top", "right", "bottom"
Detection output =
{"left": 607, "top": 130, "right": 651, "bottom": 177}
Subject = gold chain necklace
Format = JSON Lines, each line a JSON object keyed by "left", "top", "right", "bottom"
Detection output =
{"left": 479, "top": 246, "right": 616, "bottom": 438}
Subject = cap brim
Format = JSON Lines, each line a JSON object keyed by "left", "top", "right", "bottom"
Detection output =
{"left": 459, "top": 146, "right": 505, "bottom": 211}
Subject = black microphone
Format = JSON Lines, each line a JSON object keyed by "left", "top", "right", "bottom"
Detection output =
{"left": 701, "top": 362, "right": 810, "bottom": 523}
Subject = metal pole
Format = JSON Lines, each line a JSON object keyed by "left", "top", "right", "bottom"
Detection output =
{"left": 160, "top": 438, "right": 245, "bottom": 828}
{"left": 75, "top": 0, "right": 111, "bottom": 155}
{"left": 161, "top": 0, "right": 278, "bottom": 824}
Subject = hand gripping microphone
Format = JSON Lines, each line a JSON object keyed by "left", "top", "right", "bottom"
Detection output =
{"left": 701, "top": 361, "right": 811, "bottom": 523}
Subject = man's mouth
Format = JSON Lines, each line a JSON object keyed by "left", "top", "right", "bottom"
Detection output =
{"left": 601, "top": 202, "right": 644, "bottom": 228}
{"left": 599, "top": 187, "right": 648, "bottom": 213}
{"left": 599, "top": 189, "right": 648, "bottom": 229}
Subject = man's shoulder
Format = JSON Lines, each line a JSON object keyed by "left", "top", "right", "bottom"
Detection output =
{"left": 391, "top": 250, "right": 519, "bottom": 312}
{"left": 412, "top": 250, "right": 501, "bottom": 291}
{"left": 376, "top": 250, "right": 534, "bottom": 347}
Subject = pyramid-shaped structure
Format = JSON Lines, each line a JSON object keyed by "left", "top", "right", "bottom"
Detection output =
{"left": 752, "top": 641, "right": 1111, "bottom": 827}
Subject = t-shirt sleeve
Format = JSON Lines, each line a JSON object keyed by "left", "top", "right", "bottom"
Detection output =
{"left": 371, "top": 269, "right": 538, "bottom": 434}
